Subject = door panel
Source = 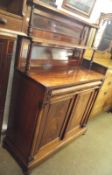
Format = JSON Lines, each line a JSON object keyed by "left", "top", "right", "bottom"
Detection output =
{"left": 38, "top": 88, "right": 98, "bottom": 149}
{"left": 67, "top": 89, "right": 96, "bottom": 132}
{"left": 39, "top": 96, "right": 74, "bottom": 148}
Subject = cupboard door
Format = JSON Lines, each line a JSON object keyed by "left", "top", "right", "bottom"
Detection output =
{"left": 0, "top": 38, "right": 14, "bottom": 136}
{"left": 66, "top": 88, "right": 97, "bottom": 133}
{"left": 38, "top": 94, "right": 74, "bottom": 149}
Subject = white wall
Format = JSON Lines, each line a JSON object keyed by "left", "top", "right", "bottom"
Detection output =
{"left": 90, "top": 0, "right": 112, "bottom": 23}
{"left": 56, "top": 0, "right": 112, "bottom": 24}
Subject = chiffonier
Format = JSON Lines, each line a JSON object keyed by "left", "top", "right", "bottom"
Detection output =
{"left": 3, "top": 1, "right": 107, "bottom": 174}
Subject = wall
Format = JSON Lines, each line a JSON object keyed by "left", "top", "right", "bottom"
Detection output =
{"left": 56, "top": 0, "right": 112, "bottom": 24}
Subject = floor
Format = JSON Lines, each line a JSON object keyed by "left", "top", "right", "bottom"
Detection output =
{"left": 0, "top": 112, "right": 112, "bottom": 175}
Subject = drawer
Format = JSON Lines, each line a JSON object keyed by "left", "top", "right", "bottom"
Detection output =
{"left": 51, "top": 81, "right": 102, "bottom": 96}
{"left": 0, "top": 13, "right": 23, "bottom": 31}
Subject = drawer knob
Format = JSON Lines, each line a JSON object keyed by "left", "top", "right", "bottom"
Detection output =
{"left": 0, "top": 18, "right": 7, "bottom": 25}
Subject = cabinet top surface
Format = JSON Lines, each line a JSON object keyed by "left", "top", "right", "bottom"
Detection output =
{"left": 28, "top": 67, "right": 104, "bottom": 88}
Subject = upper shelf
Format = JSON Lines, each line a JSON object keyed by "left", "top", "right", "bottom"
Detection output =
{"left": 28, "top": 0, "right": 98, "bottom": 48}
{"left": 29, "top": 0, "right": 98, "bottom": 29}
{"left": 32, "top": 37, "right": 90, "bottom": 50}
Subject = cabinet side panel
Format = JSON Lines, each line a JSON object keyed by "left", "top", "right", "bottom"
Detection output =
{"left": 5, "top": 71, "right": 45, "bottom": 161}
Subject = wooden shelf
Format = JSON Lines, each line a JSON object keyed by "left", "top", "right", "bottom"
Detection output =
{"left": 32, "top": 37, "right": 90, "bottom": 49}
{"left": 30, "top": 0, "right": 98, "bottom": 29}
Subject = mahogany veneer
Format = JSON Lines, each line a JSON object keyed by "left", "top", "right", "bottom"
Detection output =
{"left": 4, "top": 66, "right": 104, "bottom": 174}
{"left": 2, "top": 2, "right": 104, "bottom": 174}
{"left": 28, "top": 67, "right": 104, "bottom": 87}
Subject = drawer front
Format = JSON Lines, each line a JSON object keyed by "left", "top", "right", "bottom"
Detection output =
{"left": 51, "top": 81, "right": 102, "bottom": 97}
{"left": 0, "top": 13, "right": 22, "bottom": 31}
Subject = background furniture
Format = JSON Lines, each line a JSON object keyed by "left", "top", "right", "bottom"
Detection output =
{"left": 84, "top": 13, "right": 112, "bottom": 117}
{"left": 0, "top": 36, "right": 14, "bottom": 136}
{"left": 0, "top": 0, "right": 29, "bottom": 137}
{"left": 91, "top": 68, "right": 112, "bottom": 116}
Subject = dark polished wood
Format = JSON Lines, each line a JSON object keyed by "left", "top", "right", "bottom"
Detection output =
{"left": 32, "top": 37, "right": 89, "bottom": 50}
{"left": 29, "top": 8, "right": 91, "bottom": 46}
{"left": 5, "top": 70, "right": 46, "bottom": 162}
{"left": 29, "top": 0, "right": 98, "bottom": 28}
{"left": 4, "top": 67, "right": 104, "bottom": 173}
{"left": 0, "top": 37, "right": 14, "bottom": 136}
{"left": 28, "top": 67, "right": 104, "bottom": 87}
{"left": 38, "top": 95, "right": 74, "bottom": 148}
{"left": 30, "top": 9, "right": 88, "bottom": 45}
{"left": 66, "top": 89, "right": 96, "bottom": 131}
{"left": 2, "top": 2, "right": 104, "bottom": 174}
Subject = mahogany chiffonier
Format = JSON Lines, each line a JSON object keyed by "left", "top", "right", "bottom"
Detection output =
{"left": 3, "top": 1, "right": 106, "bottom": 174}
